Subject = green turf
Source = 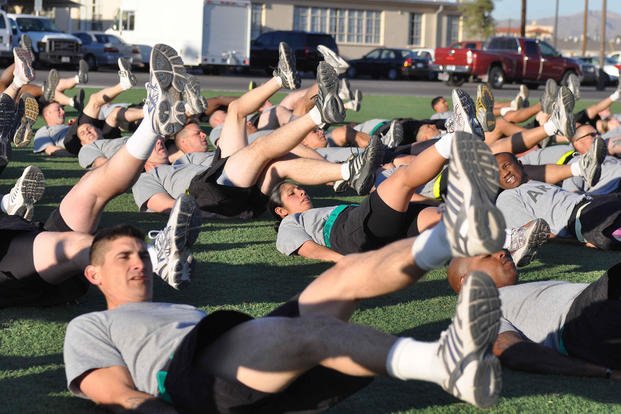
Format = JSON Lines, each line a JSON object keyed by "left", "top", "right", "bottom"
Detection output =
{"left": 1, "top": 89, "right": 621, "bottom": 413}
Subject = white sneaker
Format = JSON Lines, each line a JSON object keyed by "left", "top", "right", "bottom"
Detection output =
{"left": 508, "top": 218, "right": 550, "bottom": 267}
{"left": 579, "top": 136, "right": 606, "bottom": 188}
{"left": 118, "top": 57, "right": 137, "bottom": 90}
{"left": 437, "top": 271, "right": 502, "bottom": 408}
{"left": 13, "top": 47, "right": 34, "bottom": 85}
{"left": 183, "top": 75, "right": 204, "bottom": 116}
{"left": 317, "top": 44, "right": 349, "bottom": 75}
{"left": 5, "top": 165, "right": 45, "bottom": 221}
{"left": 149, "top": 194, "right": 201, "bottom": 289}
{"left": 380, "top": 119, "right": 403, "bottom": 148}
{"left": 338, "top": 78, "right": 354, "bottom": 101}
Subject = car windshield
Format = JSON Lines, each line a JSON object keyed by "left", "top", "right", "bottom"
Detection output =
{"left": 16, "top": 17, "right": 60, "bottom": 32}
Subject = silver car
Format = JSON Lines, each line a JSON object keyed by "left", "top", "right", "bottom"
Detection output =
{"left": 72, "top": 31, "right": 144, "bottom": 71}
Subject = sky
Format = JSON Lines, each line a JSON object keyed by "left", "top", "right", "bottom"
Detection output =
{"left": 491, "top": 0, "right": 612, "bottom": 22}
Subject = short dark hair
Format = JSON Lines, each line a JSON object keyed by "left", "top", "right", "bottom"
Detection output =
{"left": 431, "top": 96, "right": 445, "bottom": 110}
{"left": 267, "top": 180, "right": 291, "bottom": 231}
{"left": 90, "top": 224, "right": 145, "bottom": 265}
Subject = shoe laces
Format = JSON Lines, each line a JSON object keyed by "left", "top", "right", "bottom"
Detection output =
{"left": 508, "top": 226, "right": 527, "bottom": 252}
{"left": 148, "top": 228, "right": 170, "bottom": 267}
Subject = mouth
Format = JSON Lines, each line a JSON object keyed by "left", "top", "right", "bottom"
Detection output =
{"left": 505, "top": 174, "right": 516, "bottom": 185}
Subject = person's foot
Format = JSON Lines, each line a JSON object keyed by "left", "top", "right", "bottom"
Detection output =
{"left": 19, "top": 34, "right": 34, "bottom": 62}
{"left": 437, "top": 271, "right": 502, "bottom": 408}
{"left": 317, "top": 44, "right": 349, "bottom": 75}
{"left": 315, "top": 61, "right": 345, "bottom": 124}
{"left": 12, "top": 94, "right": 38, "bottom": 148}
{"left": 118, "top": 57, "right": 137, "bottom": 89}
{"left": 4, "top": 165, "right": 45, "bottom": 221}
{"left": 518, "top": 84, "right": 529, "bottom": 102}
{"left": 541, "top": 78, "right": 558, "bottom": 114}
{"left": 549, "top": 86, "right": 575, "bottom": 138}
{"left": 347, "top": 135, "right": 381, "bottom": 195}
{"left": 72, "top": 89, "right": 85, "bottom": 112}
{"left": 183, "top": 75, "right": 204, "bottom": 115}
{"left": 145, "top": 43, "right": 188, "bottom": 136}
{"left": 0, "top": 94, "right": 15, "bottom": 173}
{"left": 565, "top": 72, "right": 581, "bottom": 101}
{"left": 332, "top": 179, "right": 348, "bottom": 193}
{"left": 443, "top": 131, "right": 505, "bottom": 257}
{"left": 475, "top": 83, "right": 495, "bottom": 132}
{"left": 149, "top": 194, "right": 201, "bottom": 289}
{"left": 380, "top": 119, "right": 403, "bottom": 148}
{"left": 507, "top": 218, "right": 550, "bottom": 267}
{"left": 13, "top": 47, "right": 34, "bottom": 85}
{"left": 338, "top": 78, "right": 354, "bottom": 101}
{"left": 78, "top": 58, "right": 89, "bottom": 84}
{"left": 509, "top": 95, "right": 523, "bottom": 111}
{"left": 579, "top": 136, "right": 606, "bottom": 188}
{"left": 273, "top": 42, "right": 300, "bottom": 90}
{"left": 42, "top": 68, "right": 59, "bottom": 102}
{"left": 451, "top": 89, "right": 484, "bottom": 138}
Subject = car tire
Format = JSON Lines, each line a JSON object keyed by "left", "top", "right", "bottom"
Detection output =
{"left": 446, "top": 74, "right": 466, "bottom": 87}
{"left": 347, "top": 67, "right": 357, "bottom": 79}
{"left": 488, "top": 66, "right": 504, "bottom": 89}
{"left": 524, "top": 82, "right": 539, "bottom": 90}
{"left": 84, "top": 54, "right": 97, "bottom": 71}
{"left": 387, "top": 68, "right": 398, "bottom": 80}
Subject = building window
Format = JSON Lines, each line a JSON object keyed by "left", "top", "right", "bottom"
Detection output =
{"left": 446, "top": 15, "right": 460, "bottom": 45}
{"left": 251, "top": 3, "right": 263, "bottom": 40}
{"left": 121, "top": 10, "right": 134, "bottom": 31}
{"left": 409, "top": 13, "right": 422, "bottom": 45}
{"left": 293, "top": 6, "right": 381, "bottom": 45}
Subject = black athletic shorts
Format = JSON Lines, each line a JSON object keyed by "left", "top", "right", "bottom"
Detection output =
{"left": 562, "top": 262, "right": 621, "bottom": 369}
{"left": 187, "top": 148, "right": 268, "bottom": 218}
{"left": 64, "top": 112, "right": 122, "bottom": 156}
{"left": 163, "top": 301, "right": 372, "bottom": 413}
{"left": 574, "top": 109, "right": 599, "bottom": 128}
{"left": 329, "top": 191, "right": 432, "bottom": 255}
{"left": 567, "top": 194, "right": 621, "bottom": 250}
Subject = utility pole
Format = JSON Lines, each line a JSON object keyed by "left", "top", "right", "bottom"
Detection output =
{"left": 520, "top": 0, "right": 526, "bottom": 37}
{"left": 554, "top": 0, "right": 559, "bottom": 47}
{"left": 582, "top": 0, "right": 588, "bottom": 55}
{"left": 599, "top": 0, "right": 607, "bottom": 67}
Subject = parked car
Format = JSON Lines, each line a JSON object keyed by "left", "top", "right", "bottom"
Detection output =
{"left": 0, "top": 10, "right": 12, "bottom": 63}
{"left": 574, "top": 55, "right": 618, "bottom": 86}
{"left": 250, "top": 31, "right": 338, "bottom": 74}
{"left": 72, "top": 31, "right": 143, "bottom": 70}
{"left": 573, "top": 56, "right": 598, "bottom": 85}
{"left": 347, "top": 48, "right": 415, "bottom": 80}
{"left": 434, "top": 36, "right": 581, "bottom": 88}
{"left": 448, "top": 40, "right": 484, "bottom": 50}
{"left": 408, "top": 48, "right": 438, "bottom": 80}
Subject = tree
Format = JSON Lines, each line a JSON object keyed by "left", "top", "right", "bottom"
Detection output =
{"left": 459, "top": 0, "right": 495, "bottom": 40}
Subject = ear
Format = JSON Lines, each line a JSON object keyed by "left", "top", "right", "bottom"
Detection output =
{"left": 84, "top": 264, "right": 101, "bottom": 286}
{"left": 275, "top": 206, "right": 289, "bottom": 219}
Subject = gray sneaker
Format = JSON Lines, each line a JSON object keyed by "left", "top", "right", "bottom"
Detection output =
{"left": 436, "top": 271, "right": 502, "bottom": 408}
{"left": 380, "top": 119, "right": 403, "bottom": 148}
{"left": 145, "top": 43, "right": 188, "bottom": 136}
{"left": 347, "top": 135, "right": 381, "bottom": 195}
{"left": 549, "top": 86, "right": 575, "bottom": 138}
{"left": 339, "top": 78, "right": 354, "bottom": 101}
{"left": 183, "top": 75, "right": 204, "bottom": 115}
{"left": 518, "top": 84, "right": 529, "bottom": 102}
{"left": 565, "top": 72, "right": 581, "bottom": 101}
{"left": 452, "top": 89, "right": 484, "bottom": 138}
{"left": 579, "top": 136, "right": 606, "bottom": 188}
{"left": 443, "top": 131, "right": 506, "bottom": 257}
{"left": 19, "top": 34, "right": 34, "bottom": 62}
{"left": 13, "top": 47, "right": 34, "bottom": 85}
{"left": 317, "top": 44, "right": 349, "bottom": 75}
{"left": 541, "top": 79, "right": 558, "bottom": 114}
{"left": 42, "top": 69, "right": 59, "bottom": 102}
{"left": 118, "top": 57, "right": 137, "bottom": 89}
{"left": 475, "top": 83, "right": 495, "bottom": 132}
{"left": 315, "top": 61, "right": 345, "bottom": 124}
{"left": 5, "top": 165, "right": 45, "bottom": 221}
{"left": 12, "top": 94, "right": 38, "bottom": 148}
{"left": 273, "top": 42, "right": 300, "bottom": 90}
{"left": 149, "top": 194, "right": 201, "bottom": 289}
{"left": 508, "top": 218, "right": 550, "bottom": 267}
{"left": 78, "top": 58, "right": 89, "bottom": 84}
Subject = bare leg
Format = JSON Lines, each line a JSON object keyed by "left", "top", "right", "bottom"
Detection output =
{"left": 484, "top": 118, "right": 525, "bottom": 145}
{"left": 0, "top": 64, "right": 14, "bottom": 92}
{"left": 524, "top": 164, "right": 572, "bottom": 183}
{"left": 502, "top": 103, "right": 541, "bottom": 123}
{"left": 82, "top": 83, "right": 126, "bottom": 119}
{"left": 489, "top": 125, "right": 549, "bottom": 154}
{"left": 33, "top": 231, "right": 92, "bottom": 283}
{"left": 330, "top": 124, "right": 371, "bottom": 147}
{"left": 586, "top": 96, "right": 614, "bottom": 119}
{"left": 257, "top": 155, "right": 343, "bottom": 194}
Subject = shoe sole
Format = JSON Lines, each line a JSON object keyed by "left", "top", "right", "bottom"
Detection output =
{"left": 78, "top": 59, "right": 89, "bottom": 84}
{"left": 567, "top": 73, "right": 581, "bottom": 100}
{"left": 514, "top": 219, "right": 550, "bottom": 267}
{"left": 275, "top": 42, "right": 298, "bottom": 89}
{"left": 184, "top": 76, "right": 203, "bottom": 114}
{"left": 9, "top": 165, "right": 45, "bottom": 220}
{"left": 43, "top": 69, "right": 59, "bottom": 102}
{"left": 14, "top": 48, "right": 34, "bottom": 82}
{"left": 351, "top": 135, "right": 380, "bottom": 195}
{"left": 452, "top": 89, "right": 482, "bottom": 137}
{"left": 584, "top": 137, "right": 606, "bottom": 187}
{"left": 13, "top": 96, "right": 38, "bottom": 147}
{"left": 316, "top": 61, "right": 344, "bottom": 124}
{"left": 476, "top": 84, "right": 495, "bottom": 132}
{"left": 556, "top": 86, "right": 575, "bottom": 138}
{"left": 118, "top": 57, "right": 137, "bottom": 87}
{"left": 168, "top": 194, "right": 202, "bottom": 252}
{"left": 445, "top": 131, "right": 505, "bottom": 256}
{"left": 149, "top": 44, "right": 188, "bottom": 135}
{"left": 543, "top": 79, "right": 558, "bottom": 114}
{"left": 317, "top": 44, "right": 349, "bottom": 75}
{"left": 383, "top": 119, "right": 403, "bottom": 148}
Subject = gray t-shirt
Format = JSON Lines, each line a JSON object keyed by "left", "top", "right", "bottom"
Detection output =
{"left": 496, "top": 180, "right": 587, "bottom": 236}
{"left": 430, "top": 111, "right": 451, "bottom": 120}
{"left": 33, "top": 125, "right": 69, "bottom": 153}
{"left": 174, "top": 151, "right": 216, "bottom": 166}
{"left": 315, "top": 147, "right": 362, "bottom": 163}
{"left": 563, "top": 155, "right": 621, "bottom": 195}
{"left": 518, "top": 145, "right": 575, "bottom": 166}
{"left": 353, "top": 119, "right": 388, "bottom": 135}
{"left": 78, "top": 136, "right": 128, "bottom": 168}
{"left": 64, "top": 302, "right": 206, "bottom": 398}
{"left": 276, "top": 205, "right": 340, "bottom": 255}
{"left": 209, "top": 125, "right": 272, "bottom": 147}
{"left": 499, "top": 281, "right": 587, "bottom": 352}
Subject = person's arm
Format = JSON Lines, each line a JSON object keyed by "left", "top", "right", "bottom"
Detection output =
{"left": 493, "top": 331, "right": 620, "bottom": 379}
{"left": 297, "top": 240, "right": 343, "bottom": 262}
{"left": 146, "top": 192, "right": 176, "bottom": 213}
{"left": 44, "top": 144, "right": 66, "bottom": 155}
{"left": 90, "top": 157, "right": 108, "bottom": 169}
{"left": 79, "top": 365, "right": 178, "bottom": 413}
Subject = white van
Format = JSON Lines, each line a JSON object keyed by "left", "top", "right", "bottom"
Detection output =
{"left": 0, "top": 10, "right": 12, "bottom": 61}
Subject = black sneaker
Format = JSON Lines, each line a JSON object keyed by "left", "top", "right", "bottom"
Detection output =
{"left": 78, "top": 58, "right": 89, "bottom": 84}
{"left": 315, "top": 61, "right": 345, "bottom": 124}
{"left": 12, "top": 94, "right": 38, "bottom": 148}
{"left": 42, "top": 69, "right": 59, "bottom": 102}
{"left": 346, "top": 135, "right": 381, "bottom": 195}
{"left": 73, "top": 89, "right": 85, "bottom": 113}
{"left": 273, "top": 42, "right": 300, "bottom": 90}
{"left": 0, "top": 94, "right": 15, "bottom": 173}
{"left": 452, "top": 89, "right": 484, "bottom": 138}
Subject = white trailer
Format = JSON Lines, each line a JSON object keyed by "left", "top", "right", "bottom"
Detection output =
{"left": 109, "top": 0, "right": 251, "bottom": 72}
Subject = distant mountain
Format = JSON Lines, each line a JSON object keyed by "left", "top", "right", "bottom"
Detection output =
{"left": 495, "top": 10, "right": 621, "bottom": 40}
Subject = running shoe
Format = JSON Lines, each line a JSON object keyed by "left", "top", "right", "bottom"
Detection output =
{"left": 273, "top": 42, "right": 300, "bottom": 90}
{"left": 579, "top": 136, "right": 606, "bottom": 188}
{"left": 347, "top": 135, "right": 381, "bottom": 195}
{"left": 339, "top": 78, "right": 354, "bottom": 101}
{"left": 451, "top": 89, "right": 484, "bottom": 139}
{"left": 42, "top": 69, "right": 59, "bottom": 102}
{"left": 5, "top": 165, "right": 45, "bottom": 221}
{"left": 315, "top": 61, "right": 345, "bottom": 124}
{"left": 507, "top": 218, "right": 550, "bottom": 267}
{"left": 475, "top": 83, "right": 495, "bottom": 132}
{"left": 13, "top": 47, "right": 34, "bottom": 85}
{"left": 19, "top": 34, "right": 35, "bottom": 62}
{"left": 549, "top": 86, "right": 575, "bottom": 138}
{"left": 118, "top": 57, "right": 137, "bottom": 89}
{"left": 565, "top": 72, "right": 581, "bottom": 101}
{"left": 317, "top": 44, "right": 349, "bottom": 75}
{"left": 12, "top": 94, "right": 38, "bottom": 148}
{"left": 78, "top": 58, "right": 89, "bottom": 84}
{"left": 540, "top": 79, "right": 558, "bottom": 114}
{"left": 183, "top": 75, "right": 204, "bottom": 116}
{"left": 380, "top": 119, "right": 403, "bottom": 149}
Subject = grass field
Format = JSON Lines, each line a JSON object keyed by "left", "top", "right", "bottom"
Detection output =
{"left": 1, "top": 87, "right": 621, "bottom": 413}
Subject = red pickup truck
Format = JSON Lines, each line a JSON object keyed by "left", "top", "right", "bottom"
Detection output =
{"left": 434, "top": 36, "right": 582, "bottom": 89}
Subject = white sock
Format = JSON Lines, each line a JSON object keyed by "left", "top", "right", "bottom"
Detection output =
{"left": 386, "top": 338, "right": 444, "bottom": 385}
{"left": 343, "top": 100, "right": 355, "bottom": 110}
{"left": 499, "top": 107, "right": 512, "bottom": 117}
{"left": 340, "top": 162, "right": 350, "bottom": 180}
{"left": 543, "top": 120, "right": 557, "bottom": 136}
{"left": 11, "top": 77, "right": 25, "bottom": 88}
{"left": 273, "top": 75, "right": 283, "bottom": 87}
{"left": 411, "top": 221, "right": 451, "bottom": 270}
{"left": 433, "top": 133, "right": 454, "bottom": 159}
{"left": 610, "top": 90, "right": 620, "bottom": 102}
{"left": 0, "top": 194, "right": 9, "bottom": 214}
{"left": 125, "top": 116, "right": 158, "bottom": 160}
{"left": 74, "top": 74, "right": 80, "bottom": 84}
{"left": 308, "top": 106, "right": 322, "bottom": 126}
{"left": 147, "top": 244, "right": 158, "bottom": 266}
{"left": 570, "top": 161, "right": 582, "bottom": 177}
{"left": 503, "top": 227, "right": 512, "bottom": 249}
